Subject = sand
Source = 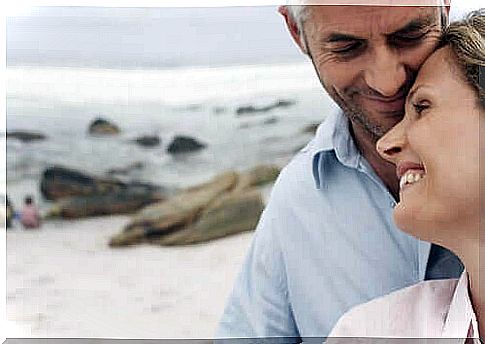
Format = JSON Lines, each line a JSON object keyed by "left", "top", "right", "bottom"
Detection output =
{"left": 6, "top": 214, "right": 253, "bottom": 338}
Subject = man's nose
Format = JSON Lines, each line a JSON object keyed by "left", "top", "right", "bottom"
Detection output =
{"left": 376, "top": 120, "right": 406, "bottom": 164}
{"left": 364, "top": 46, "right": 407, "bottom": 98}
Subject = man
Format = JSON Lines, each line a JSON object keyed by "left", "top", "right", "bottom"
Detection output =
{"left": 217, "top": 1, "right": 462, "bottom": 341}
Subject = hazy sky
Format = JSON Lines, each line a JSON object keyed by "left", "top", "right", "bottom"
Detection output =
{"left": 6, "top": 3, "right": 482, "bottom": 69}
{"left": 7, "top": 6, "right": 305, "bottom": 68}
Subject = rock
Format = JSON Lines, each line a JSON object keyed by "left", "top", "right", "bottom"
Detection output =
{"left": 41, "top": 166, "right": 123, "bottom": 200}
{"left": 46, "top": 189, "right": 164, "bottom": 219}
{"left": 6, "top": 196, "right": 14, "bottom": 229}
{"left": 239, "top": 117, "right": 278, "bottom": 129}
{"left": 177, "top": 104, "right": 202, "bottom": 112}
{"left": 132, "top": 135, "right": 161, "bottom": 147}
{"left": 213, "top": 106, "right": 226, "bottom": 114}
{"left": 302, "top": 122, "right": 321, "bottom": 135}
{"left": 155, "top": 189, "right": 264, "bottom": 246}
{"left": 166, "top": 136, "right": 206, "bottom": 154}
{"left": 109, "top": 165, "right": 281, "bottom": 247}
{"left": 7, "top": 131, "right": 47, "bottom": 143}
{"left": 40, "top": 165, "right": 164, "bottom": 201}
{"left": 88, "top": 118, "right": 120, "bottom": 135}
{"left": 238, "top": 123, "right": 251, "bottom": 129}
{"left": 263, "top": 116, "right": 279, "bottom": 125}
{"left": 235, "top": 165, "right": 281, "bottom": 191}
{"left": 109, "top": 171, "right": 238, "bottom": 247}
{"left": 106, "top": 162, "right": 144, "bottom": 176}
{"left": 236, "top": 99, "right": 295, "bottom": 116}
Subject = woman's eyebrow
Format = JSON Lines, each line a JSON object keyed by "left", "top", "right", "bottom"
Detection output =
{"left": 407, "top": 86, "right": 422, "bottom": 103}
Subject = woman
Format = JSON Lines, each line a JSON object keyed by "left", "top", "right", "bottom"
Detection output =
{"left": 328, "top": 9, "right": 485, "bottom": 341}
{"left": 20, "top": 195, "right": 41, "bottom": 229}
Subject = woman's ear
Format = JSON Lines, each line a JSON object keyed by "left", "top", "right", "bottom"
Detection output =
{"left": 278, "top": 6, "right": 308, "bottom": 54}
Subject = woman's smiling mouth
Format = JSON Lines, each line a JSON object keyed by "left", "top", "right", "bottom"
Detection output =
{"left": 399, "top": 169, "right": 426, "bottom": 189}
{"left": 397, "top": 162, "right": 426, "bottom": 190}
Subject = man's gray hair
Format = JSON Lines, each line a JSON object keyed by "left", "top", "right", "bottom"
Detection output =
{"left": 287, "top": 5, "right": 310, "bottom": 28}
{"left": 286, "top": 0, "right": 447, "bottom": 29}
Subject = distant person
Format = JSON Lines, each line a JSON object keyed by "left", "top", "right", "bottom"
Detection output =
{"left": 20, "top": 195, "right": 41, "bottom": 229}
{"left": 6, "top": 196, "right": 14, "bottom": 229}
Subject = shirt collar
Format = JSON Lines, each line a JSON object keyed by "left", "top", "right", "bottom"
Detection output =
{"left": 311, "top": 111, "right": 361, "bottom": 189}
{"left": 442, "top": 270, "right": 479, "bottom": 340}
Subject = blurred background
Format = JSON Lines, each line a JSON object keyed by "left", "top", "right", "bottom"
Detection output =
{"left": 3, "top": 2, "right": 480, "bottom": 338}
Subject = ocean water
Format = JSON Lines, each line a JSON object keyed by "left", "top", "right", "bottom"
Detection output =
{"left": 6, "top": 62, "right": 336, "bottom": 207}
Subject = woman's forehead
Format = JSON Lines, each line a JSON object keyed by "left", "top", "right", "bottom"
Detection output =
{"left": 414, "top": 48, "right": 451, "bottom": 85}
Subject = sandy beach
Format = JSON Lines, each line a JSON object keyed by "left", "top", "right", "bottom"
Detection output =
{"left": 6, "top": 214, "right": 253, "bottom": 338}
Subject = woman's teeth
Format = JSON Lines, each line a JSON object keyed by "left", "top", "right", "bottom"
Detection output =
{"left": 399, "top": 171, "right": 425, "bottom": 189}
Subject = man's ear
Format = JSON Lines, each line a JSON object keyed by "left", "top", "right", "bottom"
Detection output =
{"left": 278, "top": 6, "right": 308, "bottom": 55}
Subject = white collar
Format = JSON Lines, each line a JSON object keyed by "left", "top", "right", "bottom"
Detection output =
{"left": 442, "top": 271, "right": 480, "bottom": 340}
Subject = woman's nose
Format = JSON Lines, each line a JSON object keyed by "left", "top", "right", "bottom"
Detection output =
{"left": 376, "top": 121, "right": 406, "bottom": 164}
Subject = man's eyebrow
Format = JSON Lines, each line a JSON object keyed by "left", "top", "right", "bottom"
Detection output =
{"left": 389, "top": 16, "right": 436, "bottom": 36}
{"left": 325, "top": 33, "right": 364, "bottom": 43}
{"left": 323, "top": 16, "right": 437, "bottom": 44}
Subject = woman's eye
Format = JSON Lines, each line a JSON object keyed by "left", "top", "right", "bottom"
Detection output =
{"left": 412, "top": 101, "right": 430, "bottom": 116}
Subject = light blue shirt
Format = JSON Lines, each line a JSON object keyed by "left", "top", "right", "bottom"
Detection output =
{"left": 216, "top": 110, "right": 431, "bottom": 341}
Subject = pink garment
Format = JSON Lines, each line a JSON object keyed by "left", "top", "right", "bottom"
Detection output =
{"left": 327, "top": 271, "right": 479, "bottom": 343}
{"left": 20, "top": 204, "right": 41, "bottom": 229}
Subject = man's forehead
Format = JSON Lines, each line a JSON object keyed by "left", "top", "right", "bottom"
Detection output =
{"left": 287, "top": 0, "right": 445, "bottom": 5}
{"left": 306, "top": 5, "right": 439, "bottom": 37}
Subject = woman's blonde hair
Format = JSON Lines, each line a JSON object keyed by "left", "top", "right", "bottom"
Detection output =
{"left": 440, "top": 9, "right": 485, "bottom": 108}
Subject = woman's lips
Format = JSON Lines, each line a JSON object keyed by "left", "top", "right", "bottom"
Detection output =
{"left": 396, "top": 161, "right": 425, "bottom": 179}
{"left": 396, "top": 162, "right": 426, "bottom": 191}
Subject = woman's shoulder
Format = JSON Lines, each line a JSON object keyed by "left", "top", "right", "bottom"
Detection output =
{"left": 328, "top": 278, "right": 459, "bottom": 338}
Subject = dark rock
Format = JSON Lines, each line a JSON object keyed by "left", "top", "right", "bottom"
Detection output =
{"left": 40, "top": 165, "right": 164, "bottom": 202}
{"left": 239, "top": 117, "right": 278, "bottom": 129}
{"left": 41, "top": 166, "right": 122, "bottom": 200}
{"left": 106, "top": 162, "right": 144, "bottom": 176}
{"left": 236, "top": 99, "right": 295, "bottom": 116}
{"left": 238, "top": 123, "right": 251, "bottom": 129}
{"left": 7, "top": 131, "right": 47, "bottom": 143}
{"left": 263, "top": 116, "right": 279, "bottom": 125}
{"left": 177, "top": 104, "right": 202, "bottom": 112}
{"left": 88, "top": 118, "right": 120, "bottom": 135}
{"left": 6, "top": 196, "right": 14, "bottom": 229}
{"left": 302, "top": 122, "right": 321, "bottom": 135}
{"left": 166, "top": 136, "right": 206, "bottom": 154}
{"left": 213, "top": 106, "right": 226, "bottom": 114}
{"left": 132, "top": 135, "right": 161, "bottom": 147}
